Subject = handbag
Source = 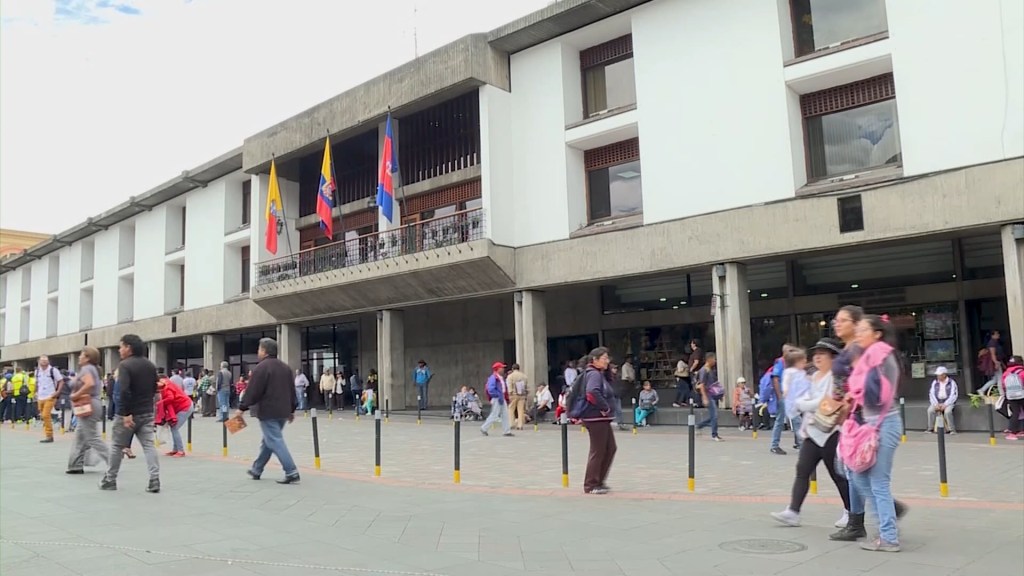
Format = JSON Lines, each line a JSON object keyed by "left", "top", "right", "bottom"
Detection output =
{"left": 72, "top": 397, "right": 93, "bottom": 418}
{"left": 812, "top": 395, "right": 850, "bottom": 433}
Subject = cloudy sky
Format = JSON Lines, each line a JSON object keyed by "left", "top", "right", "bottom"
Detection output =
{"left": 0, "top": 0, "right": 551, "bottom": 234}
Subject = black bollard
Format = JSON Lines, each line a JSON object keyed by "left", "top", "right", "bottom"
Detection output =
{"left": 899, "top": 397, "right": 906, "bottom": 443}
{"left": 102, "top": 405, "right": 107, "bottom": 440}
{"left": 631, "top": 398, "right": 637, "bottom": 435}
{"left": 328, "top": 393, "right": 333, "bottom": 420}
{"left": 810, "top": 468, "right": 818, "bottom": 495}
{"left": 688, "top": 412, "right": 695, "bottom": 492}
{"left": 374, "top": 407, "right": 382, "bottom": 477}
{"left": 187, "top": 412, "right": 193, "bottom": 453}
{"left": 222, "top": 419, "right": 228, "bottom": 457}
{"left": 453, "top": 412, "right": 461, "bottom": 484}
{"left": 987, "top": 401, "right": 996, "bottom": 446}
{"left": 937, "top": 416, "right": 949, "bottom": 497}
{"left": 417, "top": 395, "right": 422, "bottom": 426}
{"left": 311, "top": 408, "right": 321, "bottom": 470}
{"left": 560, "top": 414, "right": 569, "bottom": 488}
{"left": 60, "top": 408, "right": 66, "bottom": 435}
{"left": 385, "top": 399, "right": 390, "bottom": 423}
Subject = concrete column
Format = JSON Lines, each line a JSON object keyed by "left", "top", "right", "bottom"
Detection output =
{"left": 514, "top": 293, "right": 525, "bottom": 374}
{"left": 1002, "top": 224, "right": 1024, "bottom": 352}
{"left": 518, "top": 291, "right": 548, "bottom": 396}
{"left": 377, "top": 118, "right": 402, "bottom": 232}
{"left": 102, "top": 347, "right": 119, "bottom": 375}
{"left": 148, "top": 341, "right": 168, "bottom": 373}
{"left": 712, "top": 263, "right": 752, "bottom": 407}
{"left": 379, "top": 310, "right": 406, "bottom": 410}
{"left": 203, "top": 334, "right": 225, "bottom": 370}
{"left": 67, "top": 353, "right": 78, "bottom": 372}
{"left": 277, "top": 324, "right": 302, "bottom": 371}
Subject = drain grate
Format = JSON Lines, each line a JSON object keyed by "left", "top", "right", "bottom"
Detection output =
{"left": 719, "top": 539, "right": 808, "bottom": 555}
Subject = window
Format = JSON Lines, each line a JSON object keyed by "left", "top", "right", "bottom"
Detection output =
{"left": 802, "top": 73, "right": 901, "bottom": 180}
{"left": 241, "top": 246, "right": 250, "bottom": 293}
{"left": 585, "top": 138, "right": 643, "bottom": 222}
{"left": 790, "top": 0, "right": 887, "bottom": 57}
{"left": 581, "top": 35, "right": 636, "bottom": 117}
{"left": 837, "top": 195, "right": 864, "bottom": 233}
{"left": 241, "top": 180, "right": 251, "bottom": 226}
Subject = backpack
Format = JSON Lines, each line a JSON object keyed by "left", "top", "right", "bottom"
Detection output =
{"left": 758, "top": 367, "right": 775, "bottom": 402}
{"left": 565, "top": 371, "right": 588, "bottom": 420}
{"left": 1004, "top": 369, "right": 1024, "bottom": 401}
{"left": 707, "top": 380, "right": 724, "bottom": 400}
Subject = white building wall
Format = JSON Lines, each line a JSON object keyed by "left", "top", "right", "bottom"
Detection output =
{"left": 91, "top": 227, "right": 120, "bottom": 329}
{"left": 3, "top": 269, "right": 21, "bottom": 344}
{"left": 57, "top": 243, "right": 82, "bottom": 335}
{"left": 632, "top": 0, "right": 795, "bottom": 224}
{"left": 134, "top": 205, "right": 168, "bottom": 320}
{"left": 888, "top": 0, "right": 1024, "bottom": 175}
{"left": 28, "top": 259, "right": 47, "bottom": 341}
{"left": 184, "top": 177, "right": 228, "bottom": 309}
{"left": 478, "top": 84, "right": 516, "bottom": 246}
{"left": 251, "top": 173, "right": 299, "bottom": 266}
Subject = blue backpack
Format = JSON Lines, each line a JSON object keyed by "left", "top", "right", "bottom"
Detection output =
{"left": 758, "top": 367, "right": 775, "bottom": 403}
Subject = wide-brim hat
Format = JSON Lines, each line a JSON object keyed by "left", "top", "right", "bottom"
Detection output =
{"left": 809, "top": 337, "right": 843, "bottom": 356}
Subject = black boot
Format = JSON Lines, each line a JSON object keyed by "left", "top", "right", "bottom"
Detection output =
{"left": 829, "top": 512, "right": 866, "bottom": 541}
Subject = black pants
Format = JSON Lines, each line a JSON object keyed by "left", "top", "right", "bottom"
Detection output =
{"left": 584, "top": 421, "right": 617, "bottom": 492}
{"left": 789, "top": 432, "right": 850, "bottom": 513}
{"left": 1008, "top": 399, "right": 1024, "bottom": 433}
{"left": 674, "top": 378, "right": 692, "bottom": 405}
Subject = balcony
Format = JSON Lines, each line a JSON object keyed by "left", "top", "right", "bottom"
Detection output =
{"left": 252, "top": 208, "right": 515, "bottom": 319}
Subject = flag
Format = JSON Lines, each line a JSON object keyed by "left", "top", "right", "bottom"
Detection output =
{"left": 265, "top": 159, "right": 283, "bottom": 255}
{"left": 317, "top": 136, "right": 337, "bottom": 240}
{"left": 376, "top": 113, "right": 397, "bottom": 223}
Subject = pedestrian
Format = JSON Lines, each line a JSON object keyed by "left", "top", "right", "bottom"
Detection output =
{"left": 100, "top": 334, "right": 161, "bottom": 493}
{"left": 480, "top": 361, "right": 512, "bottom": 437}
{"left": 216, "top": 361, "right": 232, "bottom": 422}
{"left": 413, "top": 360, "right": 432, "bottom": 410}
{"left": 694, "top": 353, "right": 723, "bottom": 441}
{"left": 577, "top": 347, "right": 616, "bottom": 494}
{"left": 238, "top": 338, "right": 300, "bottom": 484}
{"left": 34, "top": 356, "right": 66, "bottom": 443}
{"left": 66, "top": 346, "right": 110, "bottom": 474}
{"left": 155, "top": 377, "right": 194, "bottom": 457}
{"left": 349, "top": 368, "right": 363, "bottom": 411}
{"left": 182, "top": 370, "right": 197, "bottom": 400}
{"left": 294, "top": 369, "right": 309, "bottom": 412}
{"left": 506, "top": 363, "right": 528, "bottom": 430}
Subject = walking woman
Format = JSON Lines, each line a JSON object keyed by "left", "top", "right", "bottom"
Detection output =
{"left": 771, "top": 338, "right": 850, "bottom": 528}
{"left": 842, "top": 314, "right": 904, "bottom": 552}
{"left": 66, "top": 346, "right": 110, "bottom": 474}
{"left": 579, "top": 347, "right": 617, "bottom": 494}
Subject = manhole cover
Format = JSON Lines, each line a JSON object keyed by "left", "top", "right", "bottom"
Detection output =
{"left": 719, "top": 539, "right": 807, "bottom": 555}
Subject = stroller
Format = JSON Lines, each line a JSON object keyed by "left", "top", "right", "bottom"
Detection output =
{"left": 451, "top": 391, "right": 483, "bottom": 421}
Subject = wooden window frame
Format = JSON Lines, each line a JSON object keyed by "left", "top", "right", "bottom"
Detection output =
{"left": 800, "top": 73, "right": 899, "bottom": 182}
{"left": 584, "top": 138, "right": 642, "bottom": 224}
{"left": 788, "top": 0, "right": 889, "bottom": 60}
{"left": 580, "top": 35, "right": 635, "bottom": 118}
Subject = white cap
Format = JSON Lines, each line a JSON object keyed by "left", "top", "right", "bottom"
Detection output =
{"left": 736, "top": 376, "right": 747, "bottom": 383}
{"left": 935, "top": 366, "right": 948, "bottom": 376}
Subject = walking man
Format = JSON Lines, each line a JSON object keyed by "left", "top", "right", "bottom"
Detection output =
{"left": 506, "top": 363, "right": 529, "bottom": 430}
{"left": 480, "top": 361, "right": 513, "bottom": 437}
{"left": 216, "top": 361, "right": 232, "bottom": 422}
{"left": 35, "top": 356, "right": 65, "bottom": 443}
{"left": 239, "top": 338, "right": 300, "bottom": 484}
{"left": 101, "top": 334, "right": 161, "bottom": 493}
{"left": 294, "top": 369, "right": 309, "bottom": 412}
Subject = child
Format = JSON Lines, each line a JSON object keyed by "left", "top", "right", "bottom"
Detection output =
{"left": 554, "top": 386, "right": 569, "bottom": 422}
{"left": 361, "top": 388, "right": 376, "bottom": 415}
{"left": 465, "top": 387, "right": 482, "bottom": 418}
{"left": 782, "top": 348, "right": 810, "bottom": 450}
{"left": 732, "top": 376, "right": 754, "bottom": 430}
{"left": 635, "top": 380, "right": 659, "bottom": 427}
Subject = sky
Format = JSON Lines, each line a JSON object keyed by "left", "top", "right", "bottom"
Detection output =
{"left": 0, "top": 0, "right": 553, "bottom": 234}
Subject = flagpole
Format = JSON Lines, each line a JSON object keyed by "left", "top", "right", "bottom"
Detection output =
{"left": 388, "top": 106, "right": 408, "bottom": 217}
{"left": 273, "top": 154, "right": 296, "bottom": 259}
{"left": 326, "top": 130, "right": 340, "bottom": 237}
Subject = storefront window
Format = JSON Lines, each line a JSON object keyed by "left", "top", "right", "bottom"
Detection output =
{"left": 167, "top": 338, "right": 203, "bottom": 376}
{"left": 793, "top": 240, "right": 955, "bottom": 296}
{"left": 225, "top": 330, "right": 276, "bottom": 379}
{"left": 601, "top": 271, "right": 711, "bottom": 314}
{"left": 603, "top": 324, "right": 712, "bottom": 390}
{"left": 747, "top": 262, "right": 789, "bottom": 302}
{"left": 751, "top": 316, "right": 792, "bottom": 375}
{"left": 961, "top": 235, "right": 1003, "bottom": 280}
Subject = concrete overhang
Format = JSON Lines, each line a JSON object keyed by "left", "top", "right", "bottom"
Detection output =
{"left": 250, "top": 239, "right": 515, "bottom": 322}
{"left": 488, "top": 0, "right": 652, "bottom": 53}
{"left": 242, "top": 34, "right": 510, "bottom": 175}
{"left": 0, "top": 148, "right": 242, "bottom": 278}
{"left": 514, "top": 158, "right": 1024, "bottom": 289}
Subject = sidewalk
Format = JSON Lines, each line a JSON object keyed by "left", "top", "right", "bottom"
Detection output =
{"left": 1, "top": 417, "right": 1022, "bottom": 576}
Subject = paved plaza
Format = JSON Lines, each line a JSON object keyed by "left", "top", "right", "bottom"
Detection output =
{"left": 1, "top": 412, "right": 1022, "bottom": 576}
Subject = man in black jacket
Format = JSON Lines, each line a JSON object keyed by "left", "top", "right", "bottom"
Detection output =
{"left": 101, "top": 334, "right": 161, "bottom": 493}
{"left": 237, "top": 338, "right": 299, "bottom": 484}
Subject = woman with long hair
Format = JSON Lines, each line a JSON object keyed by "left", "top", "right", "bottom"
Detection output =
{"left": 841, "top": 314, "right": 904, "bottom": 552}
{"left": 66, "top": 347, "right": 110, "bottom": 474}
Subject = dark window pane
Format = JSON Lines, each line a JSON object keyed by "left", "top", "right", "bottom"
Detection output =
{"left": 806, "top": 99, "right": 901, "bottom": 179}
{"left": 587, "top": 169, "right": 611, "bottom": 221}
{"left": 587, "top": 160, "right": 643, "bottom": 222}
{"left": 584, "top": 57, "right": 636, "bottom": 116}
{"left": 838, "top": 195, "right": 864, "bottom": 233}
{"left": 791, "top": 0, "right": 888, "bottom": 57}
{"left": 241, "top": 180, "right": 251, "bottom": 225}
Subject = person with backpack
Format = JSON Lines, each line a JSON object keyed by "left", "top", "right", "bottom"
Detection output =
{"left": 694, "top": 353, "right": 724, "bottom": 441}
{"left": 506, "top": 363, "right": 529, "bottom": 431}
{"left": 569, "top": 347, "right": 617, "bottom": 494}
{"left": 34, "top": 356, "right": 66, "bottom": 443}
{"left": 0, "top": 371, "right": 12, "bottom": 423}
{"left": 480, "top": 361, "right": 512, "bottom": 437}
{"left": 1000, "top": 356, "right": 1024, "bottom": 440}
{"left": 11, "top": 367, "right": 30, "bottom": 423}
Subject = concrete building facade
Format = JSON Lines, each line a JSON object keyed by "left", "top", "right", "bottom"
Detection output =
{"left": 2, "top": 0, "right": 1022, "bottom": 415}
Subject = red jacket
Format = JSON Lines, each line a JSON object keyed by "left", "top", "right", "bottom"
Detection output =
{"left": 156, "top": 383, "right": 193, "bottom": 426}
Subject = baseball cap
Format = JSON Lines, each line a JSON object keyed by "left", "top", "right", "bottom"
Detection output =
{"left": 491, "top": 361, "right": 506, "bottom": 371}
{"left": 736, "top": 376, "right": 747, "bottom": 383}
{"left": 935, "top": 366, "right": 948, "bottom": 376}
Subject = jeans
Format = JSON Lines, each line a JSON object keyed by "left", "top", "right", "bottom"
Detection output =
{"left": 416, "top": 384, "right": 428, "bottom": 409}
{"left": 481, "top": 398, "right": 510, "bottom": 435}
{"left": 170, "top": 405, "right": 194, "bottom": 452}
{"left": 789, "top": 433, "right": 850, "bottom": 513}
{"left": 770, "top": 400, "right": 802, "bottom": 449}
{"left": 351, "top": 389, "right": 362, "bottom": 411}
{"left": 849, "top": 414, "right": 902, "bottom": 543}
{"left": 295, "top": 388, "right": 307, "bottom": 411}
{"left": 250, "top": 418, "right": 298, "bottom": 477}
{"left": 14, "top": 395, "right": 28, "bottom": 421}
{"left": 67, "top": 398, "right": 109, "bottom": 472}
{"left": 0, "top": 396, "right": 11, "bottom": 421}
{"left": 697, "top": 401, "right": 719, "bottom": 437}
{"left": 674, "top": 378, "right": 692, "bottom": 405}
{"left": 217, "top": 388, "right": 230, "bottom": 421}
{"left": 634, "top": 406, "right": 655, "bottom": 426}
{"left": 105, "top": 413, "right": 160, "bottom": 482}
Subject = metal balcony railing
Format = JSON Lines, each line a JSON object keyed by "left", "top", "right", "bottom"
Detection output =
{"left": 256, "top": 208, "right": 486, "bottom": 287}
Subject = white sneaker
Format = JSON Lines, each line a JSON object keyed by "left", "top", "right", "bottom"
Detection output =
{"left": 771, "top": 509, "right": 801, "bottom": 527}
{"left": 834, "top": 510, "right": 849, "bottom": 528}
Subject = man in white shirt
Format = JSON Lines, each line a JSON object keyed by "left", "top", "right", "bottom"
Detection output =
{"left": 294, "top": 369, "right": 309, "bottom": 412}
{"left": 35, "top": 355, "right": 65, "bottom": 443}
{"left": 170, "top": 369, "right": 185, "bottom": 391}
{"left": 182, "top": 371, "right": 197, "bottom": 398}
{"left": 927, "top": 366, "right": 958, "bottom": 434}
{"left": 621, "top": 356, "right": 637, "bottom": 393}
{"left": 563, "top": 361, "right": 578, "bottom": 392}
